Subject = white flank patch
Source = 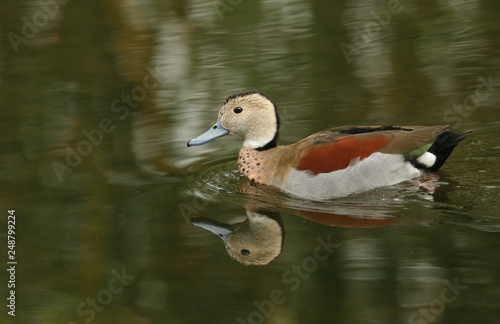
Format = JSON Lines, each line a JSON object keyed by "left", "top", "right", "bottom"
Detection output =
{"left": 416, "top": 152, "right": 437, "bottom": 168}
{"left": 283, "top": 153, "right": 422, "bottom": 200}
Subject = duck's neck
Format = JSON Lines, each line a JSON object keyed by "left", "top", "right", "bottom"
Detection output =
{"left": 243, "top": 130, "right": 279, "bottom": 151}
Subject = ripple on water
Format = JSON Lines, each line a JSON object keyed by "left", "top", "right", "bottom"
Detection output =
{"left": 185, "top": 160, "right": 472, "bottom": 227}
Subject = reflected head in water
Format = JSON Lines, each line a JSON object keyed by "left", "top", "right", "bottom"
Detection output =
{"left": 192, "top": 209, "right": 284, "bottom": 266}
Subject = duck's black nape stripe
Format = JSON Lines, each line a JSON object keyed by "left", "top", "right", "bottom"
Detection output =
{"left": 256, "top": 132, "right": 279, "bottom": 151}
{"left": 257, "top": 95, "right": 280, "bottom": 151}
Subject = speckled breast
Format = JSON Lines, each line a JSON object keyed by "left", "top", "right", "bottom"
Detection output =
{"left": 237, "top": 147, "right": 269, "bottom": 185}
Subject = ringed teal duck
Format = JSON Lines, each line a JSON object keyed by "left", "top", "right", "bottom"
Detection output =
{"left": 188, "top": 90, "right": 472, "bottom": 200}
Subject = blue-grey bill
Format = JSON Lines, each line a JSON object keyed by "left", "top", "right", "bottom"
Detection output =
{"left": 187, "top": 120, "right": 229, "bottom": 146}
{"left": 192, "top": 217, "right": 234, "bottom": 242}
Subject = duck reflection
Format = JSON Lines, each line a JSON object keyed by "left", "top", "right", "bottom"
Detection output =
{"left": 189, "top": 168, "right": 426, "bottom": 265}
{"left": 191, "top": 201, "right": 400, "bottom": 266}
{"left": 192, "top": 209, "right": 284, "bottom": 266}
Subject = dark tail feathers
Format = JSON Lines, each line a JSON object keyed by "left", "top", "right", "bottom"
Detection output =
{"left": 424, "top": 130, "right": 473, "bottom": 172}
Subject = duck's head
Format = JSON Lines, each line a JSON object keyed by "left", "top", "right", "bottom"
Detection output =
{"left": 192, "top": 210, "right": 284, "bottom": 266}
{"left": 187, "top": 90, "right": 280, "bottom": 150}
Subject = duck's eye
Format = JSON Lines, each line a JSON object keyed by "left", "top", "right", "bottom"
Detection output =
{"left": 233, "top": 106, "right": 243, "bottom": 114}
{"left": 241, "top": 249, "right": 250, "bottom": 256}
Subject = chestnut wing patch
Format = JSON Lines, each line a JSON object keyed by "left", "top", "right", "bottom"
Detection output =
{"left": 299, "top": 210, "right": 395, "bottom": 227}
{"left": 296, "top": 135, "right": 390, "bottom": 175}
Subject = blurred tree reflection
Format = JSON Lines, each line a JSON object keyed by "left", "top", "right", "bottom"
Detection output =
{"left": 0, "top": 0, "right": 499, "bottom": 323}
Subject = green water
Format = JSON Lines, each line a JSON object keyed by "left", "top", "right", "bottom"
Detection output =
{"left": 1, "top": 0, "right": 500, "bottom": 323}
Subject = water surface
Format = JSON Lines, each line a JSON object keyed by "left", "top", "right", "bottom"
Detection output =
{"left": 1, "top": 1, "right": 500, "bottom": 323}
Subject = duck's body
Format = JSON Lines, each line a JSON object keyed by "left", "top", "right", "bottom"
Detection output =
{"left": 188, "top": 90, "right": 472, "bottom": 200}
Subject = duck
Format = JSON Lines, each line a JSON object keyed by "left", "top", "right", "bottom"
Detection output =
{"left": 187, "top": 90, "right": 472, "bottom": 200}
{"left": 192, "top": 209, "right": 284, "bottom": 265}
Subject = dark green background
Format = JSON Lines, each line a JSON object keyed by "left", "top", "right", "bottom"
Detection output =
{"left": 1, "top": 0, "right": 499, "bottom": 323}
